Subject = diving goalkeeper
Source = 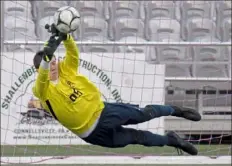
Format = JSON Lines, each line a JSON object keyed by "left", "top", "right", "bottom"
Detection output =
{"left": 33, "top": 24, "right": 201, "bottom": 156}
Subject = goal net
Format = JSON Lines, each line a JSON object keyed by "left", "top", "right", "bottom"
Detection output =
{"left": 1, "top": 1, "right": 231, "bottom": 165}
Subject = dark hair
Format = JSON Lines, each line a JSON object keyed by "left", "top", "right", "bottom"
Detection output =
{"left": 33, "top": 50, "right": 45, "bottom": 69}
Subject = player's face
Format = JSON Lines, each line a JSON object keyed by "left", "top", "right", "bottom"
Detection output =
{"left": 49, "top": 56, "right": 58, "bottom": 81}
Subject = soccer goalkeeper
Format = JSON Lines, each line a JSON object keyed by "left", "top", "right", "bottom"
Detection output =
{"left": 33, "top": 24, "right": 201, "bottom": 156}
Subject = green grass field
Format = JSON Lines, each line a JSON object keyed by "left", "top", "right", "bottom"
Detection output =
{"left": 1, "top": 144, "right": 231, "bottom": 156}
{"left": 1, "top": 145, "right": 231, "bottom": 165}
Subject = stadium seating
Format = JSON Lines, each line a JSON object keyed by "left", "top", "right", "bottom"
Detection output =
{"left": 32, "top": 1, "right": 69, "bottom": 39}
{"left": 4, "top": 15, "right": 38, "bottom": 52}
{"left": 69, "top": 1, "right": 106, "bottom": 18}
{"left": 215, "top": 1, "right": 231, "bottom": 40}
{"left": 165, "top": 64, "right": 192, "bottom": 77}
{"left": 215, "top": 1, "right": 231, "bottom": 28}
{"left": 194, "top": 64, "right": 228, "bottom": 77}
{"left": 182, "top": 18, "right": 216, "bottom": 41}
{"left": 109, "top": 1, "right": 140, "bottom": 20}
{"left": 221, "top": 18, "right": 231, "bottom": 41}
{"left": 32, "top": 1, "right": 68, "bottom": 19}
{"left": 180, "top": 1, "right": 213, "bottom": 20}
{"left": 155, "top": 38, "right": 189, "bottom": 61}
{"left": 78, "top": 17, "right": 108, "bottom": 40}
{"left": 144, "top": 1, "right": 180, "bottom": 21}
{"left": 3, "top": 1, "right": 231, "bottom": 42}
{"left": 4, "top": 16, "right": 36, "bottom": 40}
{"left": 147, "top": 17, "right": 181, "bottom": 41}
{"left": 4, "top": 1, "right": 33, "bottom": 19}
{"left": 192, "top": 36, "right": 225, "bottom": 61}
{"left": 108, "top": 1, "right": 140, "bottom": 38}
{"left": 2, "top": 0, "right": 231, "bottom": 79}
{"left": 113, "top": 18, "right": 145, "bottom": 40}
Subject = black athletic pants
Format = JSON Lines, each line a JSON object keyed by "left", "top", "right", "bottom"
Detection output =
{"left": 83, "top": 102, "right": 174, "bottom": 148}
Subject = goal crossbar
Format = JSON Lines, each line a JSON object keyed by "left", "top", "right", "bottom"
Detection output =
{"left": 1, "top": 156, "right": 231, "bottom": 165}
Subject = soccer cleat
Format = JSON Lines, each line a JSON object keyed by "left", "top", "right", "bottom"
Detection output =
{"left": 166, "top": 131, "right": 198, "bottom": 156}
{"left": 171, "top": 105, "right": 201, "bottom": 121}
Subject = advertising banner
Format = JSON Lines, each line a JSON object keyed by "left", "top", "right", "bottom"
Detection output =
{"left": 1, "top": 51, "right": 165, "bottom": 145}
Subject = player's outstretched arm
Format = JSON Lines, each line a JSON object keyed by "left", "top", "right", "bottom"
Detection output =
{"left": 61, "top": 34, "right": 79, "bottom": 75}
{"left": 32, "top": 59, "right": 50, "bottom": 101}
{"left": 33, "top": 36, "right": 61, "bottom": 101}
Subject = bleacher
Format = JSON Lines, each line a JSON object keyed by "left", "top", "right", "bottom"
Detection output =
{"left": 2, "top": 1, "right": 231, "bottom": 135}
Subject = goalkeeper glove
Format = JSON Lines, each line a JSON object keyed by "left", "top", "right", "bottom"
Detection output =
{"left": 50, "top": 23, "right": 68, "bottom": 41}
{"left": 43, "top": 35, "right": 61, "bottom": 62}
{"left": 42, "top": 24, "right": 70, "bottom": 62}
{"left": 43, "top": 36, "right": 59, "bottom": 62}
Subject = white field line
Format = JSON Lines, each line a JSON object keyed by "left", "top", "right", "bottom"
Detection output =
{"left": 1, "top": 156, "right": 231, "bottom": 165}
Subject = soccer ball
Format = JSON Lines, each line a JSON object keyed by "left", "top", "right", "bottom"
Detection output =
{"left": 54, "top": 6, "right": 80, "bottom": 34}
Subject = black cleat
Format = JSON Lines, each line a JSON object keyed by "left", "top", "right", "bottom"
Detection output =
{"left": 166, "top": 131, "right": 198, "bottom": 156}
{"left": 171, "top": 106, "right": 201, "bottom": 121}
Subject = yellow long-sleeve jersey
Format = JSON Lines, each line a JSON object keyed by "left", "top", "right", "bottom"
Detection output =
{"left": 32, "top": 35, "right": 105, "bottom": 136}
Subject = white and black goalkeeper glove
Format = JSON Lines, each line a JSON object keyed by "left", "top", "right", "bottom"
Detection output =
{"left": 43, "top": 35, "right": 61, "bottom": 62}
{"left": 43, "top": 23, "right": 70, "bottom": 62}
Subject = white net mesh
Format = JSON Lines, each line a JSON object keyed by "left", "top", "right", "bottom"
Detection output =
{"left": 1, "top": 1, "right": 231, "bottom": 165}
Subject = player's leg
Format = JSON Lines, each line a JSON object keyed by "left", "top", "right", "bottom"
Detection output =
{"left": 143, "top": 105, "right": 201, "bottom": 122}
{"left": 102, "top": 102, "right": 201, "bottom": 128}
{"left": 82, "top": 104, "right": 168, "bottom": 147}
{"left": 111, "top": 127, "right": 198, "bottom": 155}
{"left": 82, "top": 104, "right": 198, "bottom": 155}
{"left": 101, "top": 102, "right": 173, "bottom": 128}
{"left": 83, "top": 124, "right": 198, "bottom": 155}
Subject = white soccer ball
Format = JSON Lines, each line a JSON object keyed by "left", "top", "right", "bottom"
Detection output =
{"left": 54, "top": 6, "right": 80, "bottom": 34}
